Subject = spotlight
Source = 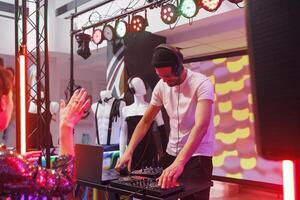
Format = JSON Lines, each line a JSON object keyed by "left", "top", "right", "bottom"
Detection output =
{"left": 92, "top": 28, "right": 103, "bottom": 45}
{"left": 131, "top": 15, "right": 147, "bottom": 32}
{"left": 161, "top": 4, "right": 178, "bottom": 24}
{"left": 179, "top": 0, "right": 199, "bottom": 19}
{"left": 103, "top": 24, "right": 115, "bottom": 41}
{"left": 228, "top": 0, "right": 243, "bottom": 3}
{"left": 115, "top": 20, "right": 128, "bottom": 38}
{"left": 75, "top": 33, "right": 91, "bottom": 59}
{"left": 198, "top": 0, "right": 223, "bottom": 12}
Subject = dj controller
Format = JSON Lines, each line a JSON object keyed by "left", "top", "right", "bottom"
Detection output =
{"left": 110, "top": 167, "right": 184, "bottom": 197}
{"left": 110, "top": 175, "right": 184, "bottom": 197}
{"left": 130, "top": 166, "right": 164, "bottom": 177}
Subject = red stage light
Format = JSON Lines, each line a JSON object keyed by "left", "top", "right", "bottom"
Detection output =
{"left": 198, "top": 0, "right": 223, "bottom": 12}
{"left": 131, "top": 15, "right": 147, "bottom": 32}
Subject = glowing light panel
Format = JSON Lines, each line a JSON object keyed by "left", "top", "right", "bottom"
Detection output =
{"left": 282, "top": 160, "right": 295, "bottom": 200}
{"left": 20, "top": 55, "right": 26, "bottom": 154}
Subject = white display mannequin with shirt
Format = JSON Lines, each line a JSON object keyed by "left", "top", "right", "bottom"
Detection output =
{"left": 120, "top": 77, "right": 166, "bottom": 170}
{"left": 27, "top": 65, "right": 59, "bottom": 149}
{"left": 91, "top": 90, "right": 125, "bottom": 146}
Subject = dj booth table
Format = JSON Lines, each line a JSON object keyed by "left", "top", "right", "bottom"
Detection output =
{"left": 77, "top": 178, "right": 213, "bottom": 200}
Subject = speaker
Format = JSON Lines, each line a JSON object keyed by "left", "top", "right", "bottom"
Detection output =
{"left": 246, "top": 1, "right": 300, "bottom": 160}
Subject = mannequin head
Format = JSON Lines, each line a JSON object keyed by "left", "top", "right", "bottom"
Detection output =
{"left": 128, "top": 77, "right": 146, "bottom": 96}
{"left": 99, "top": 90, "right": 113, "bottom": 103}
{"left": 50, "top": 101, "right": 59, "bottom": 114}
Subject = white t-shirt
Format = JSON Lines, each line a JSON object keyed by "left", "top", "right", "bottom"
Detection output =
{"left": 150, "top": 69, "right": 215, "bottom": 157}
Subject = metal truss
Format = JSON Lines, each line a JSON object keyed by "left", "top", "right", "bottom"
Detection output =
{"left": 15, "top": 0, "right": 51, "bottom": 168}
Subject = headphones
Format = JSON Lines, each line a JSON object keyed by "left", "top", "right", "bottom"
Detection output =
{"left": 153, "top": 44, "right": 184, "bottom": 77}
{"left": 127, "top": 76, "right": 136, "bottom": 94}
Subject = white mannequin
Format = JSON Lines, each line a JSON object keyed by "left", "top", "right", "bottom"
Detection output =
{"left": 120, "top": 77, "right": 164, "bottom": 156}
{"left": 28, "top": 65, "right": 59, "bottom": 115}
{"left": 28, "top": 93, "right": 59, "bottom": 115}
{"left": 26, "top": 65, "right": 59, "bottom": 149}
{"left": 91, "top": 90, "right": 125, "bottom": 145}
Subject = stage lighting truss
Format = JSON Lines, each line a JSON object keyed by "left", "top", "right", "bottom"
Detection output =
{"left": 179, "top": 0, "right": 199, "bottom": 19}
{"left": 131, "top": 15, "right": 147, "bottom": 32}
{"left": 198, "top": 0, "right": 223, "bottom": 12}
{"left": 115, "top": 20, "right": 128, "bottom": 38}
{"left": 103, "top": 24, "right": 115, "bottom": 41}
{"left": 161, "top": 3, "right": 179, "bottom": 24}
{"left": 92, "top": 28, "right": 103, "bottom": 45}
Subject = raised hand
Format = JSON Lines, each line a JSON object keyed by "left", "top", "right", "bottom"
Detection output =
{"left": 59, "top": 88, "right": 90, "bottom": 156}
{"left": 60, "top": 89, "right": 90, "bottom": 128}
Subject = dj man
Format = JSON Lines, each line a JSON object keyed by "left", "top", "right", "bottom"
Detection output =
{"left": 116, "top": 44, "right": 215, "bottom": 200}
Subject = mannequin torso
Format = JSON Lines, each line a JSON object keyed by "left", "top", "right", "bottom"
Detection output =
{"left": 91, "top": 90, "right": 125, "bottom": 145}
{"left": 120, "top": 77, "right": 165, "bottom": 169}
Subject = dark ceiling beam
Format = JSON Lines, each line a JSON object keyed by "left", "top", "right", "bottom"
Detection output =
{"left": 56, "top": 0, "right": 113, "bottom": 17}
{"left": 0, "top": 1, "right": 14, "bottom": 14}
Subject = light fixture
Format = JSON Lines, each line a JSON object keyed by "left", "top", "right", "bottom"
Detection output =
{"left": 75, "top": 33, "right": 91, "bottom": 59}
{"left": 92, "top": 28, "right": 103, "bottom": 45}
{"left": 227, "top": 0, "right": 243, "bottom": 3}
{"left": 282, "top": 160, "right": 296, "bottom": 200}
{"left": 19, "top": 46, "right": 26, "bottom": 154}
{"left": 198, "top": 0, "right": 223, "bottom": 12}
{"left": 115, "top": 20, "right": 128, "bottom": 38}
{"left": 131, "top": 15, "right": 147, "bottom": 32}
{"left": 103, "top": 24, "right": 115, "bottom": 41}
{"left": 161, "top": 4, "right": 178, "bottom": 24}
{"left": 179, "top": 0, "right": 199, "bottom": 19}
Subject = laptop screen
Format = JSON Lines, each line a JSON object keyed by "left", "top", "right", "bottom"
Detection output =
{"left": 75, "top": 144, "right": 104, "bottom": 184}
{"left": 75, "top": 144, "right": 119, "bottom": 184}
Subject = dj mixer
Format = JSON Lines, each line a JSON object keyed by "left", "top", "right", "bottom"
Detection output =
{"left": 110, "top": 175, "right": 184, "bottom": 197}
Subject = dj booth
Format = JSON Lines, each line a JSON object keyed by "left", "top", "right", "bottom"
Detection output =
{"left": 77, "top": 178, "right": 213, "bottom": 200}
{"left": 75, "top": 144, "right": 213, "bottom": 199}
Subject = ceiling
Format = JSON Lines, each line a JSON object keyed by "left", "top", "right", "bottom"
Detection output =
{"left": 71, "top": 8, "right": 247, "bottom": 72}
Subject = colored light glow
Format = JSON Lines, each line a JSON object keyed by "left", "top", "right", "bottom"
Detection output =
{"left": 115, "top": 21, "right": 127, "bottom": 38}
{"left": 200, "top": 0, "right": 223, "bottom": 12}
{"left": 91, "top": 29, "right": 103, "bottom": 45}
{"left": 161, "top": 4, "right": 178, "bottom": 24}
{"left": 131, "top": 15, "right": 146, "bottom": 32}
{"left": 282, "top": 160, "right": 295, "bottom": 200}
{"left": 19, "top": 55, "right": 26, "bottom": 154}
{"left": 179, "top": 0, "right": 198, "bottom": 18}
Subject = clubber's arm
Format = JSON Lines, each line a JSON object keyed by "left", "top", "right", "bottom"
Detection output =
{"left": 119, "top": 107, "right": 128, "bottom": 157}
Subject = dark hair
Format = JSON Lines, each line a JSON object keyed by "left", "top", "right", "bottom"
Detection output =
{"left": 0, "top": 66, "right": 14, "bottom": 98}
{"left": 6, "top": 67, "right": 15, "bottom": 76}
{"left": 0, "top": 57, "right": 4, "bottom": 66}
{"left": 151, "top": 44, "right": 184, "bottom": 76}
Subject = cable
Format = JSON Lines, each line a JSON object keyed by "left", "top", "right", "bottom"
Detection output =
{"left": 176, "top": 84, "right": 180, "bottom": 156}
{"left": 126, "top": 188, "right": 145, "bottom": 199}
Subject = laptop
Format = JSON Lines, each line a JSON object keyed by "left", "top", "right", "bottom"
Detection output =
{"left": 75, "top": 144, "right": 120, "bottom": 184}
